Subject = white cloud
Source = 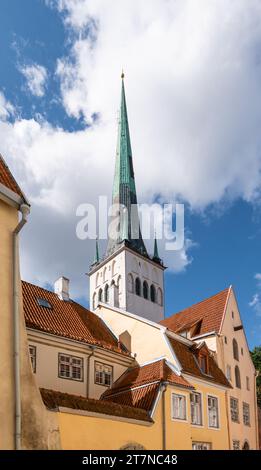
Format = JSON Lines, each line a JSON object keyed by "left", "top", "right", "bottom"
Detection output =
{"left": 249, "top": 274, "right": 261, "bottom": 316}
{"left": 2, "top": 0, "right": 261, "bottom": 300}
{"left": 53, "top": 0, "right": 261, "bottom": 209}
{"left": 20, "top": 64, "right": 48, "bottom": 97}
{"left": 0, "top": 92, "right": 14, "bottom": 120}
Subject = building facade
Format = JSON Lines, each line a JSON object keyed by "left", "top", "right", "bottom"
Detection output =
{"left": 161, "top": 287, "right": 259, "bottom": 450}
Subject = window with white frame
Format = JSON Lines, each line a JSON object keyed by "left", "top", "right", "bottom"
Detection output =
{"left": 230, "top": 397, "right": 239, "bottom": 423}
{"left": 192, "top": 442, "right": 211, "bottom": 450}
{"left": 243, "top": 402, "right": 250, "bottom": 426}
{"left": 232, "top": 440, "right": 240, "bottom": 450}
{"left": 29, "top": 345, "right": 36, "bottom": 373}
{"left": 226, "top": 365, "right": 231, "bottom": 381}
{"left": 172, "top": 393, "right": 187, "bottom": 420}
{"left": 190, "top": 392, "right": 202, "bottom": 426}
{"left": 208, "top": 396, "right": 219, "bottom": 428}
{"left": 58, "top": 353, "right": 83, "bottom": 381}
{"left": 95, "top": 362, "right": 113, "bottom": 386}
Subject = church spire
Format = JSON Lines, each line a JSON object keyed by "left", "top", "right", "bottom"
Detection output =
{"left": 93, "top": 237, "right": 100, "bottom": 264}
{"left": 106, "top": 73, "right": 147, "bottom": 257}
{"left": 153, "top": 233, "right": 161, "bottom": 263}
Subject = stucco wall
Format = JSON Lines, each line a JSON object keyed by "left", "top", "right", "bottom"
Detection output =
{"left": 27, "top": 329, "right": 133, "bottom": 399}
{"left": 220, "top": 290, "right": 258, "bottom": 449}
{"left": 56, "top": 381, "right": 230, "bottom": 450}
{"left": 57, "top": 406, "right": 162, "bottom": 450}
{"left": 0, "top": 198, "right": 61, "bottom": 449}
{"left": 0, "top": 200, "right": 18, "bottom": 449}
{"left": 98, "top": 304, "right": 175, "bottom": 365}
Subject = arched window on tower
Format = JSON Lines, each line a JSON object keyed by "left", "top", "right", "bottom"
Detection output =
{"left": 235, "top": 365, "right": 241, "bottom": 389}
{"left": 128, "top": 274, "right": 134, "bottom": 293}
{"left": 150, "top": 284, "right": 156, "bottom": 303}
{"left": 98, "top": 288, "right": 103, "bottom": 303}
{"left": 157, "top": 287, "right": 163, "bottom": 306}
{"left": 135, "top": 277, "right": 141, "bottom": 296}
{"left": 95, "top": 272, "right": 99, "bottom": 287}
{"left": 143, "top": 281, "right": 148, "bottom": 299}
{"left": 233, "top": 339, "right": 239, "bottom": 361}
{"left": 104, "top": 284, "right": 109, "bottom": 303}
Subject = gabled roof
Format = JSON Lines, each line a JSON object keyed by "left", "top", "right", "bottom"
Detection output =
{"left": 22, "top": 281, "right": 130, "bottom": 357}
{"left": 161, "top": 287, "right": 231, "bottom": 338}
{"left": 101, "top": 359, "right": 193, "bottom": 411}
{"left": 168, "top": 337, "right": 231, "bottom": 388}
{"left": 0, "top": 153, "right": 27, "bottom": 201}
{"left": 40, "top": 388, "right": 152, "bottom": 423}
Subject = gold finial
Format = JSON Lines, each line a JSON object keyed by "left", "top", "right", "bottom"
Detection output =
{"left": 121, "top": 70, "right": 125, "bottom": 79}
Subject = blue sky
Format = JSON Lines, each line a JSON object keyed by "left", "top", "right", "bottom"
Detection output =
{"left": 0, "top": 0, "right": 261, "bottom": 349}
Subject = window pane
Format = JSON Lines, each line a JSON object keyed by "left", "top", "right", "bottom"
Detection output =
{"left": 172, "top": 394, "right": 186, "bottom": 420}
{"left": 95, "top": 362, "right": 112, "bottom": 386}
{"left": 58, "top": 354, "right": 83, "bottom": 380}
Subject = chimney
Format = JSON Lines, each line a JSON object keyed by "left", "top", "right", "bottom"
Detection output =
{"left": 54, "top": 277, "right": 70, "bottom": 301}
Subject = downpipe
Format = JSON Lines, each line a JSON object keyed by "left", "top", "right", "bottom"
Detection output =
{"left": 13, "top": 203, "right": 30, "bottom": 450}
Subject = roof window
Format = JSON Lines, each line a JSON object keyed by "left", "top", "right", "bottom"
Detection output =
{"left": 37, "top": 298, "right": 52, "bottom": 309}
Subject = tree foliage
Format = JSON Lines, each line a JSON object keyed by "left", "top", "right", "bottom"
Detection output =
{"left": 251, "top": 346, "right": 261, "bottom": 408}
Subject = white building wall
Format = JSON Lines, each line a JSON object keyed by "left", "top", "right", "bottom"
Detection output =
{"left": 27, "top": 330, "right": 133, "bottom": 400}
{"left": 89, "top": 247, "right": 164, "bottom": 323}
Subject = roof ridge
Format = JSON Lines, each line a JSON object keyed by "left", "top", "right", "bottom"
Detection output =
{"left": 168, "top": 286, "right": 231, "bottom": 318}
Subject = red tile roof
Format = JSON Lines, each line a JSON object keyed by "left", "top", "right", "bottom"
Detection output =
{"left": 22, "top": 281, "right": 130, "bottom": 356}
{"left": 40, "top": 388, "right": 152, "bottom": 422}
{"left": 169, "top": 337, "right": 231, "bottom": 388}
{"left": 0, "top": 154, "right": 26, "bottom": 200}
{"left": 161, "top": 287, "right": 230, "bottom": 337}
{"left": 101, "top": 359, "right": 193, "bottom": 411}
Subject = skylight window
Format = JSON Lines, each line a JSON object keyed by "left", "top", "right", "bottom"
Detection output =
{"left": 37, "top": 298, "right": 52, "bottom": 309}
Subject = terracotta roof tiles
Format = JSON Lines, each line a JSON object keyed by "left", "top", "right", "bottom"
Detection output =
{"left": 22, "top": 281, "right": 129, "bottom": 356}
{"left": 101, "top": 359, "right": 193, "bottom": 411}
{"left": 161, "top": 287, "right": 230, "bottom": 338}
{"left": 169, "top": 337, "right": 231, "bottom": 388}
{"left": 0, "top": 154, "right": 26, "bottom": 200}
{"left": 40, "top": 388, "right": 152, "bottom": 422}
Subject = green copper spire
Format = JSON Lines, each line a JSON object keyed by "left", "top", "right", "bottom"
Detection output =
{"left": 93, "top": 237, "right": 100, "bottom": 264}
{"left": 107, "top": 73, "right": 148, "bottom": 257}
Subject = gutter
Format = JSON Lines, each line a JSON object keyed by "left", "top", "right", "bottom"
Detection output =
{"left": 86, "top": 346, "right": 95, "bottom": 398}
{"left": 13, "top": 203, "right": 30, "bottom": 450}
{"left": 161, "top": 382, "right": 167, "bottom": 450}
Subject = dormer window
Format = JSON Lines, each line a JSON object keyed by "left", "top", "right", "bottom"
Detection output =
{"left": 199, "top": 354, "right": 208, "bottom": 374}
{"left": 37, "top": 298, "right": 52, "bottom": 309}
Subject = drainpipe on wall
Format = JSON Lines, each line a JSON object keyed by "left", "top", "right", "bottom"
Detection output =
{"left": 13, "top": 203, "right": 30, "bottom": 450}
{"left": 161, "top": 383, "right": 167, "bottom": 450}
{"left": 86, "top": 346, "right": 95, "bottom": 398}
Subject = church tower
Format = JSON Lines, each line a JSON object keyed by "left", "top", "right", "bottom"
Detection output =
{"left": 89, "top": 74, "right": 165, "bottom": 322}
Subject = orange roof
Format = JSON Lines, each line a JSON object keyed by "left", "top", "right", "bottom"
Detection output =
{"left": 40, "top": 388, "right": 152, "bottom": 422}
{"left": 169, "top": 337, "right": 231, "bottom": 388}
{"left": 0, "top": 154, "right": 26, "bottom": 200}
{"left": 22, "top": 281, "right": 129, "bottom": 356}
{"left": 161, "top": 287, "right": 230, "bottom": 337}
{"left": 101, "top": 359, "right": 193, "bottom": 411}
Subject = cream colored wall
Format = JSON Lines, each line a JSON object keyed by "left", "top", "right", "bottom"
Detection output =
{"left": 0, "top": 200, "right": 18, "bottom": 448}
{"left": 27, "top": 329, "right": 133, "bottom": 399}
{"left": 98, "top": 305, "right": 175, "bottom": 365}
{"left": 220, "top": 290, "right": 258, "bottom": 449}
{"left": 58, "top": 405, "right": 163, "bottom": 450}
{"left": 164, "top": 382, "right": 229, "bottom": 449}
{"left": 56, "top": 380, "right": 230, "bottom": 450}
